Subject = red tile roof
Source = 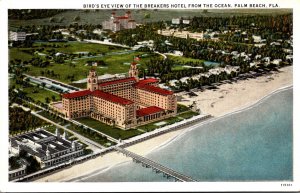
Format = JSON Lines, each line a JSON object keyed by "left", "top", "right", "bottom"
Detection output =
{"left": 62, "top": 90, "right": 91, "bottom": 99}
{"left": 137, "top": 106, "right": 164, "bottom": 117}
{"left": 136, "top": 84, "right": 173, "bottom": 95}
{"left": 135, "top": 78, "right": 159, "bottom": 87}
{"left": 92, "top": 90, "right": 133, "bottom": 105}
{"left": 98, "top": 77, "right": 136, "bottom": 87}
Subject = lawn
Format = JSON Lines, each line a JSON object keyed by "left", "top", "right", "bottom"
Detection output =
{"left": 10, "top": 79, "right": 60, "bottom": 103}
{"left": 26, "top": 50, "right": 160, "bottom": 83}
{"left": 9, "top": 48, "right": 34, "bottom": 61}
{"left": 8, "top": 42, "right": 160, "bottom": 84}
{"left": 177, "top": 104, "right": 190, "bottom": 113}
{"left": 172, "top": 65, "right": 186, "bottom": 71}
{"left": 178, "top": 111, "right": 199, "bottom": 119}
{"left": 44, "top": 125, "right": 75, "bottom": 138}
{"left": 37, "top": 111, "right": 112, "bottom": 146}
{"left": 33, "top": 42, "right": 124, "bottom": 54}
{"left": 23, "top": 87, "right": 60, "bottom": 103}
{"left": 76, "top": 117, "right": 143, "bottom": 140}
{"left": 137, "top": 116, "right": 183, "bottom": 132}
{"left": 9, "top": 41, "right": 125, "bottom": 64}
{"left": 37, "top": 111, "right": 63, "bottom": 123}
{"left": 167, "top": 55, "right": 205, "bottom": 64}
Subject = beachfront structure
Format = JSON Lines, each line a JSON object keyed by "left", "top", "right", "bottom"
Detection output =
{"left": 102, "top": 11, "right": 136, "bottom": 32}
{"left": 9, "top": 147, "right": 27, "bottom": 180}
{"left": 9, "top": 129, "right": 84, "bottom": 168}
{"left": 62, "top": 63, "right": 177, "bottom": 129}
{"left": 9, "top": 164, "right": 26, "bottom": 181}
{"left": 9, "top": 31, "right": 26, "bottom": 41}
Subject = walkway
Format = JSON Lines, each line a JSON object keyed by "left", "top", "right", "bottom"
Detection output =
{"left": 114, "top": 146, "right": 197, "bottom": 182}
{"left": 83, "top": 39, "right": 130, "bottom": 48}
{"left": 154, "top": 51, "right": 167, "bottom": 60}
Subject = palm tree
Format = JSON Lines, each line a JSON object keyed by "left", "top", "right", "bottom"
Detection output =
{"left": 51, "top": 95, "right": 56, "bottom": 101}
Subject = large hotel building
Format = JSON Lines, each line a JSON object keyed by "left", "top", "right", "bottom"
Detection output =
{"left": 102, "top": 11, "right": 136, "bottom": 32}
{"left": 62, "top": 63, "right": 177, "bottom": 129}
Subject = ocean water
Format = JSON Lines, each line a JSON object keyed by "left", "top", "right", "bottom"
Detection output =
{"left": 80, "top": 88, "right": 293, "bottom": 182}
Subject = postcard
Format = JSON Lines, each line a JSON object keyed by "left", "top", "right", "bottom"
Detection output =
{"left": 1, "top": 0, "right": 299, "bottom": 192}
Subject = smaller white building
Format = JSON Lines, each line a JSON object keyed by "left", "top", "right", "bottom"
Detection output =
{"left": 9, "top": 31, "right": 26, "bottom": 41}
{"left": 172, "top": 18, "right": 181, "bottom": 24}
{"left": 182, "top": 20, "right": 190, "bottom": 24}
{"left": 252, "top": 35, "right": 262, "bottom": 43}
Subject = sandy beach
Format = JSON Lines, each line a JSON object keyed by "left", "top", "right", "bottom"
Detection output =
{"left": 35, "top": 66, "right": 292, "bottom": 182}
{"left": 179, "top": 66, "right": 293, "bottom": 117}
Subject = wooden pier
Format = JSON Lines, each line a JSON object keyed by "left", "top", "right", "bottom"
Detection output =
{"left": 114, "top": 146, "right": 197, "bottom": 182}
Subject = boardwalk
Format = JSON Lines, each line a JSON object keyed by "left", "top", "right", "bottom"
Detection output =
{"left": 114, "top": 146, "right": 197, "bottom": 182}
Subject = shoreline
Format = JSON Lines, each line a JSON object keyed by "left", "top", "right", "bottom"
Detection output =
{"left": 35, "top": 66, "right": 293, "bottom": 182}
{"left": 149, "top": 84, "right": 292, "bottom": 156}
{"left": 178, "top": 66, "right": 292, "bottom": 117}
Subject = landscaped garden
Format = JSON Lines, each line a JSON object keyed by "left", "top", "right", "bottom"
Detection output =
{"left": 76, "top": 117, "right": 143, "bottom": 140}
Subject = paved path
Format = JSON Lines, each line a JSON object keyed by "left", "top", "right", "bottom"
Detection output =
{"left": 154, "top": 51, "right": 167, "bottom": 60}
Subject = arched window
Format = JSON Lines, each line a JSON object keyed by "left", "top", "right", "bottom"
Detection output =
{"left": 93, "top": 79, "right": 96, "bottom": 83}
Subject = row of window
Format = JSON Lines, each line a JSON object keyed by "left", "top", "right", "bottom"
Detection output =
{"left": 44, "top": 151, "right": 84, "bottom": 167}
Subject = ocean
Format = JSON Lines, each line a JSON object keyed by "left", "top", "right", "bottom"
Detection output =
{"left": 79, "top": 87, "right": 293, "bottom": 182}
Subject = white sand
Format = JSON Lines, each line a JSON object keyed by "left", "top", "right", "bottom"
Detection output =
{"left": 35, "top": 66, "right": 292, "bottom": 182}
{"left": 35, "top": 130, "right": 184, "bottom": 182}
{"left": 179, "top": 66, "right": 293, "bottom": 117}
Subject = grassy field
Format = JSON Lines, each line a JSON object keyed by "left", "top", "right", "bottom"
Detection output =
{"left": 8, "top": 9, "right": 292, "bottom": 28}
{"left": 177, "top": 104, "right": 190, "bottom": 113}
{"left": 45, "top": 125, "right": 75, "bottom": 138}
{"left": 9, "top": 42, "right": 160, "bottom": 84}
{"left": 9, "top": 42, "right": 124, "bottom": 62}
{"left": 34, "top": 42, "right": 123, "bottom": 54}
{"left": 37, "top": 111, "right": 63, "bottom": 123}
{"left": 137, "top": 116, "right": 183, "bottom": 132}
{"left": 10, "top": 79, "right": 60, "bottom": 103}
{"left": 76, "top": 117, "right": 143, "bottom": 140}
{"left": 24, "top": 87, "right": 60, "bottom": 103}
{"left": 168, "top": 55, "right": 205, "bottom": 63}
{"left": 9, "top": 48, "right": 34, "bottom": 61}
{"left": 178, "top": 111, "right": 199, "bottom": 119}
{"left": 37, "top": 111, "right": 113, "bottom": 146}
{"left": 27, "top": 51, "right": 159, "bottom": 83}
{"left": 77, "top": 112, "right": 196, "bottom": 137}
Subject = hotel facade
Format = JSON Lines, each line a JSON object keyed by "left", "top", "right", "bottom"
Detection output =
{"left": 62, "top": 63, "right": 177, "bottom": 130}
{"left": 102, "top": 11, "right": 136, "bottom": 32}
